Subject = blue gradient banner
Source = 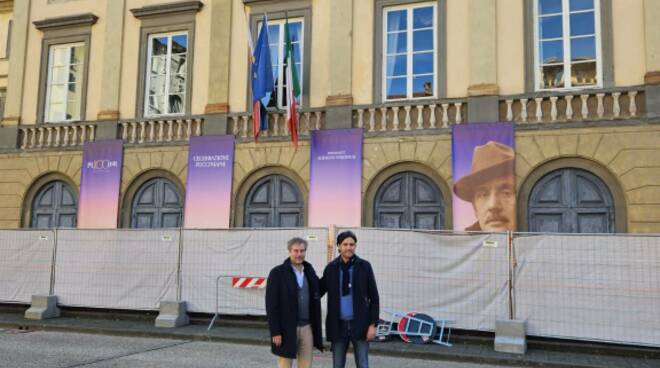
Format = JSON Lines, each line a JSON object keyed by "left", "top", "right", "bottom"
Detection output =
{"left": 309, "top": 129, "right": 363, "bottom": 227}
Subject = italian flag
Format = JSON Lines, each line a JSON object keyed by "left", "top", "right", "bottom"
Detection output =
{"left": 283, "top": 18, "right": 300, "bottom": 146}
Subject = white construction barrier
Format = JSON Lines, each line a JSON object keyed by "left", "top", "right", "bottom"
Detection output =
{"left": 181, "top": 228, "right": 328, "bottom": 315}
{"left": 0, "top": 230, "right": 54, "bottom": 303}
{"left": 53, "top": 229, "right": 179, "bottom": 310}
{"left": 2, "top": 227, "right": 659, "bottom": 348}
{"left": 514, "top": 234, "right": 660, "bottom": 347}
{"left": 340, "top": 228, "right": 510, "bottom": 332}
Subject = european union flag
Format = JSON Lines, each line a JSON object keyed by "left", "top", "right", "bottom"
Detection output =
{"left": 251, "top": 15, "right": 274, "bottom": 141}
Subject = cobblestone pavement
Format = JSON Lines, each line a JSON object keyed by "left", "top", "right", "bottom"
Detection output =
{"left": 0, "top": 329, "right": 508, "bottom": 368}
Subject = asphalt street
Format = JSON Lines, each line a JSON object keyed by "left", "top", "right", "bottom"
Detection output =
{"left": 0, "top": 329, "right": 508, "bottom": 368}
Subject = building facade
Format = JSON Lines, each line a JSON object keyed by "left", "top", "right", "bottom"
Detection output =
{"left": 0, "top": 0, "right": 658, "bottom": 232}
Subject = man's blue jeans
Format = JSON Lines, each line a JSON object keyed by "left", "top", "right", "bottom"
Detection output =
{"left": 331, "top": 320, "right": 369, "bottom": 368}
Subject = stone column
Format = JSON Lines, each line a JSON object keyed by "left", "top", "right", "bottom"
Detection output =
{"left": 96, "top": 0, "right": 126, "bottom": 122}
{"left": 644, "top": 0, "right": 660, "bottom": 85}
{"left": 325, "top": 0, "right": 353, "bottom": 129}
{"left": 203, "top": 0, "right": 232, "bottom": 135}
{"left": 92, "top": 0, "right": 125, "bottom": 140}
{"left": 467, "top": 0, "right": 499, "bottom": 122}
{"left": 644, "top": 0, "right": 660, "bottom": 118}
{"left": 1, "top": 0, "right": 30, "bottom": 126}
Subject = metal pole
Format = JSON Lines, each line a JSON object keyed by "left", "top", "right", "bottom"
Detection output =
{"left": 49, "top": 228, "right": 58, "bottom": 295}
{"left": 176, "top": 227, "right": 183, "bottom": 302}
{"left": 328, "top": 225, "right": 336, "bottom": 263}
{"left": 507, "top": 231, "right": 514, "bottom": 320}
{"left": 208, "top": 275, "right": 225, "bottom": 331}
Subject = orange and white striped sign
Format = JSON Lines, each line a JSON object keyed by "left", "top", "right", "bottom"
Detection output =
{"left": 231, "top": 277, "right": 266, "bottom": 289}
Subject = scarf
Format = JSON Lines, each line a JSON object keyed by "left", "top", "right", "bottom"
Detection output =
{"left": 340, "top": 256, "right": 355, "bottom": 296}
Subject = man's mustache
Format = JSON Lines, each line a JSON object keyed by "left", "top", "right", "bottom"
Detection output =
{"left": 485, "top": 214, "right": 510, "bottom": 224}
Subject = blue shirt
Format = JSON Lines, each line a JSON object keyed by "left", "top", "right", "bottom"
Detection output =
{"left": 339, "top": 266, "right": 353, "bottom": 320}
{"left": 291, "top": 264, "right": 305, "bottom": 288}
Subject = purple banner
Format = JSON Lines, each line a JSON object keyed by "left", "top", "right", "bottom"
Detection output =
{"left": 309, "top": 129, "right": 363, "bottom": 227}
{"left": 184, "top": 135, "right": 235, "bottom": 228}
{"left": 78, "top": 140, "right": 124, "bottom": 228}
{"left": 452, "top": 122, "right": 515, "bottom": 232}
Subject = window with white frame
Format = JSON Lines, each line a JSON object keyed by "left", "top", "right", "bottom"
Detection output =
{"left": 144, "top": 32, "right": 188, "bottom": 116}
{"left": 383, "top": 3, "right": 436, "bottom": 101}
{"left": 45, "top": 43, "right": 85, "bottom": 123}
{"left": 535, "top": 0, "right": 601, "bottom": 90}
{"left": 263, "top": 18, "right": 303, "bottom": 109}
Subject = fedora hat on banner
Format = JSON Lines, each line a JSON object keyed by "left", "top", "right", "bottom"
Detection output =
{"left": 453, "top": 141, "right": 514, "bottom": 203}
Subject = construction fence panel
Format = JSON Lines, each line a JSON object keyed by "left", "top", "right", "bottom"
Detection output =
{"left": 0, "top": 230, "right": 54, "bottom": 303}
{"left": 341, "top": 228, "right": 510, "bottom": 332}
{"left": 513, "top": 234, "right": 660, "bottom": 347}
{"left": 181, "top": 228, "right": 329, "bottom": 315}
{"left": 54, "top": 229, "right": 179, "bottom": 310}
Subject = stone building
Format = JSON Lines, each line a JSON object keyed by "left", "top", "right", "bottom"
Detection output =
{"left": 0, "top": 0, "right": 658, "bottom": 233}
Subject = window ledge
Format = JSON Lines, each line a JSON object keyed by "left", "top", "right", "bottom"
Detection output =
{"left": 130, "top": 1, "right": 204, "bottom": 19}
{"left": 33, "top": 13, "right": 98, "bottom": 31}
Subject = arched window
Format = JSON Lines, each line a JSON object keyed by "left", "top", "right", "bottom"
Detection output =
{"left": 528, "top": 168, "right": 614, "bottom": 233}
{"left": 31, "top": 181, "right": 77, "bottom": 228}
{"left": 244, "top": 174, "right": 304, "bottom": 227}
{"left": 131, "top": 177, "right": 183, "bottom": 228}
{"left": 374, "top": 171, "right": 444, "bottom": 229}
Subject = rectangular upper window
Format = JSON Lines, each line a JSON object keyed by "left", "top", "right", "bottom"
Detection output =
{"left": 261, "top": 18, "right": 303, "bottom": 110}
{"left": 45, "top": 43, "right": 85, "bottom": 123}
{"left": 144, "top": 32, "right": 188, "bottom": 117}
{"left": 383, "top": 3, "right": 437, "bottom": 101}
{"left": 534, "top": 0, "right": 602, "bottom": 90}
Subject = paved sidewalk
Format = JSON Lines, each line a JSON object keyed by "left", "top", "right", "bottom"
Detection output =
{"left": 0, "top": 307, "right": 658, "bottom": 368}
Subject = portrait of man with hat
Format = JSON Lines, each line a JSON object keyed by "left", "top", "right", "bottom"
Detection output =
{"left": 453, "top": 141, "right": 516, "bottom": 232}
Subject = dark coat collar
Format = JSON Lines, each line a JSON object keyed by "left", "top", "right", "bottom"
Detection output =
{"left": 330, "top": 255, "right": 362, "bottom": 268}
{"left": 281, "top": 258, "right": 314, "bottom": 272}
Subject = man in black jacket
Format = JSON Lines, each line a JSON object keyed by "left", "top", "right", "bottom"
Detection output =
{"left": 321, "top": 231, "right": 379, "bottom": 368}
{"left": 266, "top": 237, "right": 324, "bottom": 368}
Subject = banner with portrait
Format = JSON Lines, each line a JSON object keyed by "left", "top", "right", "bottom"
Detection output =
{"left": 183, "top": 135, "right": 235, "bottom": 228}
{"left": 78, "top": 140, "right": 124, "bottom": 228}
{"left": 452, "top": 123, "right": 515, "bottom": 232}
{"left": 309, "top": 128, "right": 363, "bottom": 227}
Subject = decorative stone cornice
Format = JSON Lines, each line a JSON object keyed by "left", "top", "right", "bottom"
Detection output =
{"left": 130, "top": 1, "right": 204, "bottom": 19}
{"left": 97, "top": 110, "right": 120, "bottom": 120}
{"left": 243, "top": 0, "right": 310, "bottom": 5}
{"left": 467, "top": 83, "right": 499, "bottom": 97}
{"left": 33, "top": 13, "right": 98, "bottom": 31}
{"left": 326, "top": 94, "right": 354, "bottom": 107}
{"left": 644, "top": 71, "right": 660, "bottom": 85}
{"left": 205, "top": 103, "right": 230, "bottom": 114}
{"left": 0, "top": 0, "right": 13, "bottom": 14}
{"left": 1, "top": 116, "right": 19, "bottom": 126}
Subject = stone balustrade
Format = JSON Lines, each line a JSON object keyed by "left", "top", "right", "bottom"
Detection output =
{"left": 13, "top": 87, "right": 648, "bottom": 152}
{"left": 228, "top": 109, "right": 325, "bottom": 139}
{"left": 120, "top": 117, "right": 203, "bottom": 144}
{"left": 353, "top": 99, "right": 467, "bottom": 132}
{"left": 501, "top": 87, "right": 645, "bottom": 124}
{"left": 19, "top": 123, "right": 96, "bottom": 149}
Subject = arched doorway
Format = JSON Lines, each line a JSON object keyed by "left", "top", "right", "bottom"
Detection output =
{"left": 244, "top": 174, "right": 304, "bottom": 227}
{"left": 31, "top": 180, "right": 78, "bottom": 228}
{"left": 528, "top": 168, "right": 614, "bottom": 233}
{"left": 131, "top": 177, "right": 183, "bottom": 228}
{"left": 374, "top": 171, "right": 444, "bottom": 229}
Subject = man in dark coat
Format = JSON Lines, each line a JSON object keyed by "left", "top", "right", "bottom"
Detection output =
{"left": 266, "top": 237, "right": 324, "bottom": 368}
{"left": 321, "top": 231, "right": 379, "bottom": 368}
